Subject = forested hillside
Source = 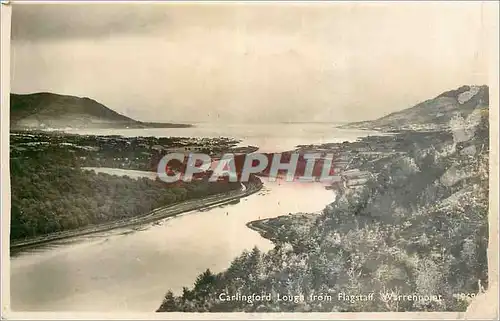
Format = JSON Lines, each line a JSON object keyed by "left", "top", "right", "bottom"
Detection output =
{"left": 10, "top": 155, "right": 240, "bottom": 240}
{"left": 157, "top": 102, "right": 489, "bottom": 312}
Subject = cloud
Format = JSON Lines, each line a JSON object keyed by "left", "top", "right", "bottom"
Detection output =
{"left": 11, "top": 4, "right": 170, "bottom": 41}
{"left": 10, "top": 2, "right": 489, "bottom": 123}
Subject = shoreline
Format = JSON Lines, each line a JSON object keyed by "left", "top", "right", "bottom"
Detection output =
{"left": 246, "top": 182, "right": 341, "bottom": 243}
{"left": 10, "top": 178, "right": 263, "bottom": 253}
{"left": 246, "top": 220, "right": 276, "bottom": 242}
{"left": 9, "top": 130, "right": 392, "bottom": 253}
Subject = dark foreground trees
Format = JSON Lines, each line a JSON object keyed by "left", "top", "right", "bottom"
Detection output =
{"left": 157, "top": 111, "right": 490, "bottom": 312}
{"left": 10, "top": 156, "right": 241, "bottom": 240}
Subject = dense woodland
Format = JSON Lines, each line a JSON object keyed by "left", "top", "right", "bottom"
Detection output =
{"left": 157, "top": 108, "right": 490, "bottom": 312}
{"left": 10, "top": 149, "right": 241, "bottom": 240}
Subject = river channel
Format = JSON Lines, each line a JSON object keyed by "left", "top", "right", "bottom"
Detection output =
{"left": 10, "top": 123, "right": 375, "bottom": 311}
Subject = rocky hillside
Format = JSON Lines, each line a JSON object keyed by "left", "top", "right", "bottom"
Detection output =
{"left": 10, "top": 92, "right": 191, "bottom": 130}
{"left": 343, "top": 85, "right": 489, "bottom": 131}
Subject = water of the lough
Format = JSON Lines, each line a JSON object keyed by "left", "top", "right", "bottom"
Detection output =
{"left": 10, "top": 123, "right": 381, "bottom": 312}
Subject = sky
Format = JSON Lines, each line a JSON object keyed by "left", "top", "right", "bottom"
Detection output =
{"left": 10, "top": 2, "right": 490, "bottom": 123}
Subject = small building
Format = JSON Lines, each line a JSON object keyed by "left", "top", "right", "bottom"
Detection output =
{"left": 152, "top": 145, "right": 166, "bottom": 151}
{"left": 166, "top": 146, "right": 204, "bottom": 154}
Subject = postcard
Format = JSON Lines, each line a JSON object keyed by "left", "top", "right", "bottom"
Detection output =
{"left": 1, "top": 1, "right": 498, "bottom": 320}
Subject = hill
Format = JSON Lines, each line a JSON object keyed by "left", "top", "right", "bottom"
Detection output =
{"left": 156, "top": 85, "right": 490, "bottom": 312}
{"left": 10, "top": 92, "right": 192, "bottom": 130}
{"left": 342, "top": 85, "right": 489, "bottom": 131}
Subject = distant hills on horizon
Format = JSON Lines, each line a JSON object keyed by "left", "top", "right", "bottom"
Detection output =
{"left": 10, "top": 92, "right": 192, "bottom": 130}
{"left": 10, "top": 85, "right": 489, "bottom": 132}
{"left": 341, "top": 84, "right": 489, "bottom": 131}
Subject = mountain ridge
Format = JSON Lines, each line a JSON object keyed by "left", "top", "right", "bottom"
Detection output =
{"left": 341, "top": 85, "right": 489, "bottom": 131}
{"left": 10, "top": 92, "right": 192, "bottom": 130}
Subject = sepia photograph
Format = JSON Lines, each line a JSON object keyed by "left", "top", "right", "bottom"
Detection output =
{"left": 1, "top": 1, "right": 498, "bottom": 319}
